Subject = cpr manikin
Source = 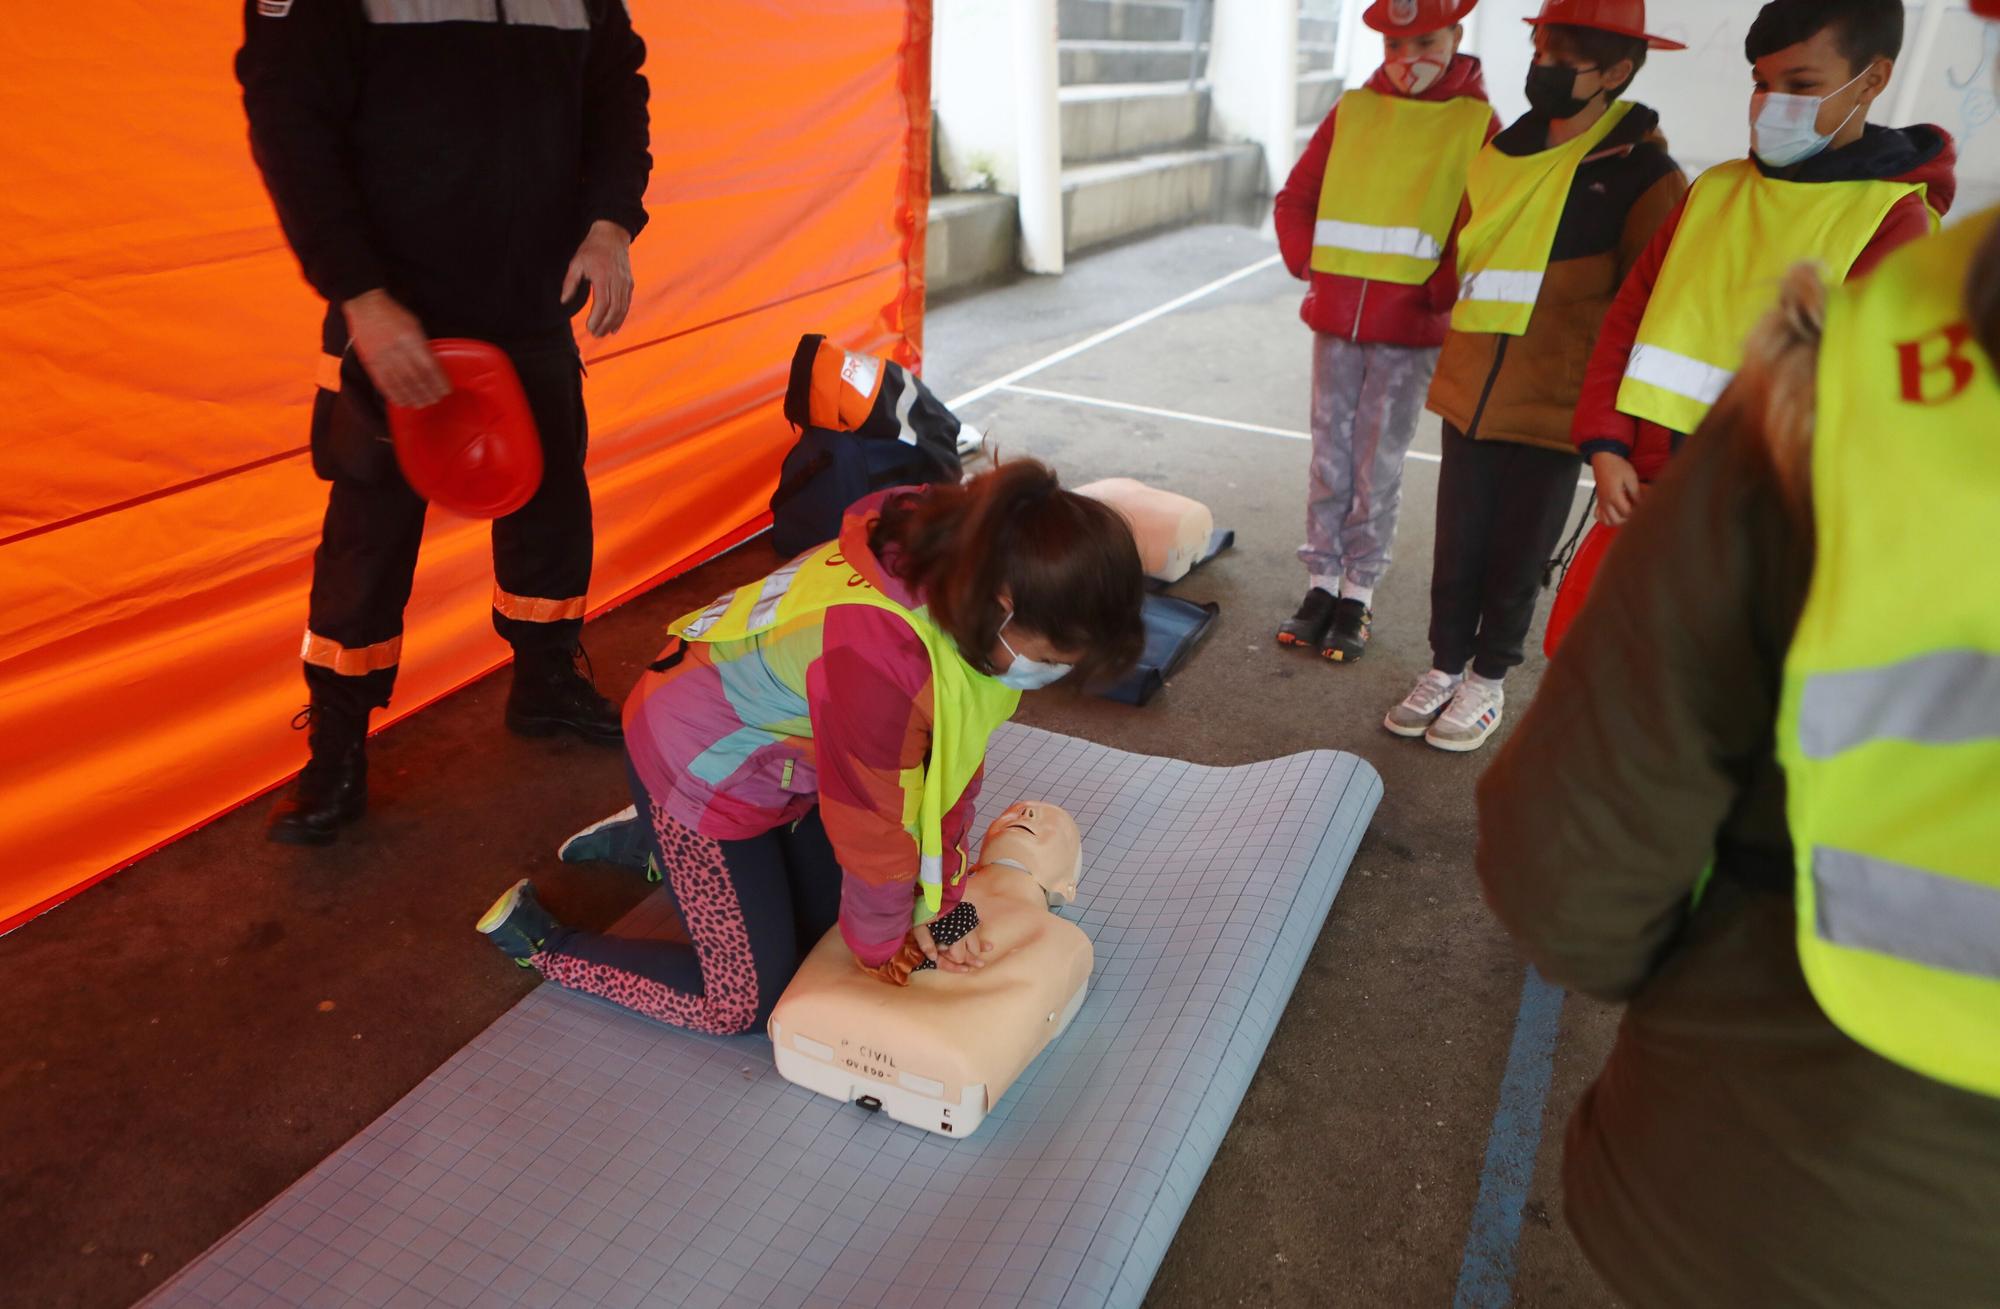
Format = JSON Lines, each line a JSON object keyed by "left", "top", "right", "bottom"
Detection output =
{"left": 1075, "top": 478, "right": 1215, "bottom": 584}
{"left": 768, "top": 803, "right": 1091, "bottom": 1138}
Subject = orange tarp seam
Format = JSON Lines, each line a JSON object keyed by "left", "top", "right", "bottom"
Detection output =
{"left": 0, "top": 1, "right": 934, "bottom": 932}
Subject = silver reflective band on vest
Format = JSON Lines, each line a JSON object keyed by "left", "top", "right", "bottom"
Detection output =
{"left": 747, "top": 557, "right": 808, "bottom": 631}
{"left": 1312, "top": 220, "right": 1443, "bottom": 261}
{"left": 1625, "top": 343, "right": 1735, "bottom": 406}
{"left": 1459, "top": 269, "right": 1544, "bottom": 304}
{"left": 679, "top": 592, "right": 736, "bottom": 640}
{"left": 364, "top": 0, "right": 590, "bottom": 28}
{"left": 1800, "top": 650, "right": 2000, "bottom": 759}
{"left": 1815, "top": 847, "right": 2000, "bottom": 981}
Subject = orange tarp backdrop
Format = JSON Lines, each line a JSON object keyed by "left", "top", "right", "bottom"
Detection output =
{"left": 0, "top": 2, "right": 933, "bottom": 932}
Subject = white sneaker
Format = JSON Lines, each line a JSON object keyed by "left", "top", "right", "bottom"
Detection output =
{"left": 1426, "top": 677, "right": 1505, "bottom": 753}
{"left": 1384, "top": 669, "right": 1464, "bottom": 738}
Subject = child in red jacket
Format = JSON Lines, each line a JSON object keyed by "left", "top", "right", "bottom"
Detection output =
{"left": 1273, "top": 0, "right": 1498, "bottom": 663}
{"left": 1573, "top": 0, "right": 1956, "bottom": 525}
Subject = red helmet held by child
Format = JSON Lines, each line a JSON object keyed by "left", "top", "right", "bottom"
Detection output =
{"left": 1523, "top": 0, "right": 1685, "bottom": 51}
{"left": 1363, "top": 0, "right": 1479, "bottom": 38}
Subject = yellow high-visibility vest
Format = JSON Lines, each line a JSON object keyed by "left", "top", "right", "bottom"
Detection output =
{"left": 1310, "top": 88, "right": 1492, "bottom": 285}
{"left": 1452, "top": 100, "right": 1635, "bottom": 336}
{"left": 1619, "top": 158, "right": 1929, "bottom": 434}
{"left": 671, "top": 541, "right": 1021, "bottom": 922}
{"left": 1775, "top": 207, "right": 2000, "bottom": 1099}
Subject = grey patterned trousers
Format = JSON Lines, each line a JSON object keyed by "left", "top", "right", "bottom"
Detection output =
{"left": 1298, "top": 334, "right": 1440, "bottom": 591}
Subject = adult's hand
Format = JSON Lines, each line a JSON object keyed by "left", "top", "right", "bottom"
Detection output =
{"left": 563, "top": 219, "right": 635, "bottom": 338}
{"left": 342, "top": 290, "right": 450, "bottom": 408}
{"left": 1591, "top": 451, "right": 1644, "bottom": 526}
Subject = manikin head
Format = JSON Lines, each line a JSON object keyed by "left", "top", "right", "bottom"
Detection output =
{"left": 978, "top": 803, "right": 1083, "bottom": 908}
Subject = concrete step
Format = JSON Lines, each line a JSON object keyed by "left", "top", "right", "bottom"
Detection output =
{"left": 1298, "top": 71, "right": 1343, "bottom": 125}
{"left": 1060, "top": 82, "right": 1209, "bottom": 165}
{"left": 926, "top": 192, "right": 1017, "bottom": 300}
{"left": 1062, "top": 142, "right": 1265, "bottom": 255}
{"left": 1297, "top": 39, "right": 1341, "bottom": 74}
{"left": 1059, "top": 0, "right": 1188, "bottom": 43}
{"left": 1061, "top": 38, "right": 1204, "bottom": 85}
{"left": 1299, "top": 14, "right": 1340, "bottom": 45}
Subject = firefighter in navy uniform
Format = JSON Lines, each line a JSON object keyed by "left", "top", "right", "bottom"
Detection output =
{"left": 236, "top": 0, "right": 652, "bottom": 845}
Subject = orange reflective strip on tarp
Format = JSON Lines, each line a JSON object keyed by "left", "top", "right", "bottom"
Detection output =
{"left": 300, "top": 631, "right": 404, "bottom": 677}
{"left": 0, "top": 0, "right": 935, "bottom": 933}
{"left": 491, "top": 587, "right": 588, "bottom": 624}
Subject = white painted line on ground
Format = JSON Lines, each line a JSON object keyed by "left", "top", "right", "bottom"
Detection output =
{"left": 945, "top": 254, "right": 1286, "bottom": 411}
{"left": 1000, "top": 384, "right": 1438, "bottom": 462}
{"left": 998, "top": 383, "right": 1601, "bottom": 487}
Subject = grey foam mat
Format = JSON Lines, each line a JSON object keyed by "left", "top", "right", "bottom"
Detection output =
{"left": 143, "top": 726, "right": 1382, "bottom": 1309}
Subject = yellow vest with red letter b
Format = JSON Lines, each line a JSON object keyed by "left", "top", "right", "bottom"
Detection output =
{"left": 1311, "top": 88, "right": 1492, "bottom": 285}
{"left": 1776, "top": 207, "right": 2000, "bottom": 1099}
{"left": 1619, "top": 159, "right": 1930, "bottom": 434}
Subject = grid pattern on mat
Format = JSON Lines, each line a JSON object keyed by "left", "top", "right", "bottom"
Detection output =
{"left": 143, "top": 725, "right": 1382, "bottom": 1309}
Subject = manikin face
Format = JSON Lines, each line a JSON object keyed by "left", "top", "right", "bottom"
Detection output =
{"left": 979, "top": 803, "right": 1083, "bottom": 907}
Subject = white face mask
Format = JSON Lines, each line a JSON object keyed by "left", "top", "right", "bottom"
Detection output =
{"left": 1386, "top": 54, "right": 1448, "bottom": 95}
{"left": 1751, "top": 66, "right": 1870, "bottom": 169}
{"left": 994, "top": 612, "right": 1074, "bottom": 692}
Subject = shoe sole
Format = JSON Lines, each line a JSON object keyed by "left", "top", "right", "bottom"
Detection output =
{"left": 265, "top": 797, "right": 366, "bottom": 846}
{"left": 1275, "top": 631, "right": 1327, "bottom": 651}
{"left": 1319, "top": 645, "right": 1365, "bottom": 664}
{"left": 1383, "top": 713, "right": 1438, "bottom": 739}
{"left": 558, "top": 805, "right": 640, "bottom": 862}
{"left": 476, "top": 878, "right": 533, "bottom": 935}
{"left": 1425, "top": 711, "right": 1503, "bottom": 753}
{"left": 506, "top": 712, "right": 624, "bottom": 746}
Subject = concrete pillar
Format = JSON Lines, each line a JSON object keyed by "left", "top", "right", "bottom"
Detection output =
{"left": 932, "top": 0, "right": 1063, "bottom": 274}
{"left": 1014, "top": 0, "right": 1065, "bottom": 273}
{"left": 1209, "top": 0, "right": 1301, "bottom": 185}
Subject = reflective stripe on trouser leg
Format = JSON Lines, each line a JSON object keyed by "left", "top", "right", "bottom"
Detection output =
{"left": 1299, "top": 335, "right": 1368, "bottom": 580}
{"left": 1815, "top": 846, "right": 2000, "bottom": 980}
{"left": 304, "top": 461, "right": 429, "bottom": 713}
{"left": 491, "top": 345, "right": 592, "bottom": 652}
{"left": 1339, "top": 342, "right": 1441, "bottom": 589}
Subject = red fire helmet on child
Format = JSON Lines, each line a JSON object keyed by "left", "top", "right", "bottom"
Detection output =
{"left": 388, "top": 339, "right": 544, "bottom": 520}
{"left": 1363, "top": 0, "right": 1479, "bottom": 37}
{"left": 1973, "top": 0, "right": 1999, "bottom": 18}
{"left": 1524, "top": 0, "right": 1686, "bottom": 51}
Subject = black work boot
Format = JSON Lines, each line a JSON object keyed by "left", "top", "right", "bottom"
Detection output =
{"left": 266, "top": 704, "right": 369, "bottom": 846}
{"left": 506, "top": 644, "right": 624, "bottom": 745}
{"left": 1276, "top": 587, "right": 1338, "bottom": 650}
{"left": 1321, "top": 597, "right": 1374, "bottom": 664}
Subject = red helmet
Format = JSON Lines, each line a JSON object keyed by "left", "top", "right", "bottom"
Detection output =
{"left": 1364, "top": 0, "right": 1478, "bottom": 37}
{"left": 1974, "top": 0, "right": 1999, "bottom": 17}
{"left": 389, "top": 339, "right": 544, "bottom": 519}
{"left": 1524, "top": 0, "right": 1686, "bottom": 51}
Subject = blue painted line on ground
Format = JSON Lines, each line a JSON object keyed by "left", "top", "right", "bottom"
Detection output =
{"left": 1452, "top": 964, "right": 1566, "bottom": 1309}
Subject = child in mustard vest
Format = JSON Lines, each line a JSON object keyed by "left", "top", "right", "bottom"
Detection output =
{"left": 1573, "top": 0, "right": 1956, "bottom": 524}
{"left": 1272, "top": 0, "right": 1498, "bottom": 663}
{"left": 1386, "top": 0, "right": 1687, "bottom": 752}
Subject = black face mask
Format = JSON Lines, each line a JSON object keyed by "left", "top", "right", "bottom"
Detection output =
{"left": 1524, "top": 62, "right": 1598, "bottom": 119}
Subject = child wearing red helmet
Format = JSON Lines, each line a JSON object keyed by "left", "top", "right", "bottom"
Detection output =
{"left": 1272, "top": 0, "right": 1499, "bottom": 664}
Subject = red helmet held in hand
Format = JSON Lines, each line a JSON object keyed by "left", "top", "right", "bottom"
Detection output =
{"left": 1524, "top": 0, "right": 1685, "bottom": 51}
{"left": 389, "top": 339, "right": 544, "bottom": 519}
{"left": 1364, "top": 0, "right": 1479, "bottom": 37}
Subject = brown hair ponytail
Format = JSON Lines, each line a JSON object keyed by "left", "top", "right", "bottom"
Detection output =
{"left": 871, "top": 459, "right": 1146, "bottom": 686}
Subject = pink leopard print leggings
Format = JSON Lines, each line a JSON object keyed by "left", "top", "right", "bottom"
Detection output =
{"left": 530, "top": 777, "right": 841, "bottom": 1036}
